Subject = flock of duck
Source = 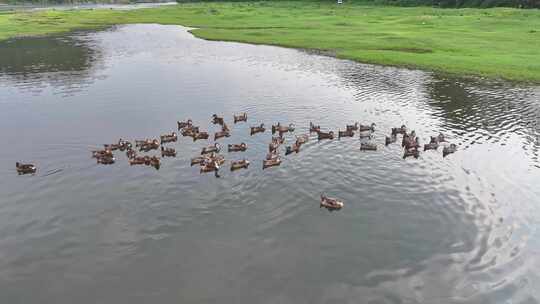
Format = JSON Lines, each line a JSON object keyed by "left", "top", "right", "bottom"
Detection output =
{"left": 16, "top": 112, "right": 458, "bottom": 211}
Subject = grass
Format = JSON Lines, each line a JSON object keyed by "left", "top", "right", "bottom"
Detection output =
{"left": 1, "top": 1, "right": 539, "bottom": 82}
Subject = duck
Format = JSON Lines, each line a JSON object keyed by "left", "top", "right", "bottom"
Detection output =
{"left": 92, "top": 149, "right": 113, "bottom": 159}
{"left": 161, "top": 146, "right": 176, "bottom": 157}
{"left": 346, "top": 122, "right": 359, "bottom": 132}
{"left": 360, "top": 142, "right": 377, "bottom": 151}
{"left": 359, "top": 123, "right": 376, "bottom": 132}
{"left": 135, "top": 139, "right": 154, "bottom": 147}
{"left": 402, "top": 133, "right": 420, "bottom": 149}
{"left": 317, "top": 130, "right": 334, "bottom": 140}
{"left": 200, "top": 159, "right": 221, "bottom": 178}
{"left": 272, "top": 123, "right": 295, "bottom": 135}
{"left": 263, "top": 157, "right": 281, "bottom": 170}
{"left": 96, "top": 155, "right": 115, "bottom": 165}
{"left": 385, "top": 134, "right": 397, "bottom": 146}
{"left": 149, "top": 156, "right": 161, "bottom": 170}
{"left": 285, "top": 142, "right": 301, "bottom": 155}
{"left": 309, "top": 122, "right": 321, "bottom": 133}
{"left": 320, "top": 194, "right": 344, "bottom": 210}
{"left": 181, "top": 126, "right": 200, "bottom": 137}
{"left": 177, "top": 119, "right": 193, "bottom": 130}
{"left": 126, "top": 148, "right": 137, "bottom": 159}
{"left": 160, "top": 132, "right": 178, "bottom": 143}
{"left": 250, "top": 123, "right": 265, "bottom": 136}
{"left": 296, "top": 134, "right": 309, "bottom": 145}
{"left": 403, "top": 147, "right": 420, "bottom": 159}
{"left": 391, "top": 125, "right": 407, "bottom": 135}
{"left": 214, "top": 130, "right": 231, "bottom": 141}
{"left": 103, "top": 143, "right": 120, "bottom": 151}
{"left": 437, "top": 133, "right": 446, "bottom": 143}
{"left": 443, "top": 144, "right": 457, "bottom": 157}
{"left": 129, "top": 156, "right": 150, "bottom": 166}
{"left": 212, "top": 114, "right": 225, "bottom": 125}
{"left": 338, "top": 129, "right": 354, "bottom": 139}
{"left": 192, "top": 131, "right": 209, "bottom": 141}
{"left": 231, "top": 159, "right": 250, "bottom": 171}
{"left": 233, "top": 112, "right": 248, "bottom": 123}
{"left": 139, "top": 139, "right": 160, "bottom": 152}
{"left": 228, "top": 143, "right": 247, "bottom": 152}
{"left": 117, "top": 139, "right": 132, "bottom": 151}
{"left": 201, "top": 143, "right": 220, "bottom": 155}
{"left": 190, "top": 155, "right": 208, "bottom": 166}
{"left": 424, "top": 142, "right": 439, "bottom": 151}
{"left": 16, "top": 162, "right": 37, "bottom": 175}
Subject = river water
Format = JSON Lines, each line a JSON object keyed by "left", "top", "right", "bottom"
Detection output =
{"left": 0, "top": 24, "right": 539, "bottom": 303}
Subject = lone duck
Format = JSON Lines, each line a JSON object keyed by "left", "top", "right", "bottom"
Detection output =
{"left": 139, "top": 139, "right": 160, "bottom": 152}
{"left": 403, "top": 147, "right": 420, "bottom": 159}
{"left": 359, "top": 123, "right": 376, "bottom": 132}
{"left": 214, "top": 130, "right": 231, "bottom": 141}
{"left": 320, "top": 194, "right": 344, "bottom": 210}
{"left": 177, "top": 119, "right": 193, "bottom": 130}
{"left": 92, "top": 149, "right": 113, "bottom": 159}
{"left": 16, "top": 162, "right": 37, "bottom": 175}
{"left": 263, "top": 157, "right": 281, "bottom": 170}
{"left": 317, "top": 130, "right": 334, "bottom": 140}
{"left": 443, "top": 144, "right": 457, "bottom": 157}
{"left": 161, "top": 146, "right": 176, "bottom": 157}
{"left": 160, "top": 132, "right": 178, "bottom": 143}
{"left": 233, "top": 112, "right": 248, "bottom": 123}
{"left": 228, "top": 143, "right": 247, "bottom": 152}
{"left": 385, "top": 134, "right": 397, "bottom": 146}
{"left": 272, "top": 123, "right": 295, "bottom": 135}
{"left": 360, "top": 142, "right": 377, "bottom": 151}
{"left": 338, "top": 129, "right": 354, "bottom": 139}
{"left": 250, "top": 123, "right": 265, "bottom": 136}
{"left": 97, "top": 155, "right": 115, "bottom": 165}
{"left": 309, "top": 122, "right": 321, "bottom": 133}
{"left": 192, "top": 131, "right": 209, "bottom": 141}
{"left": 392, "top": 125, "right": 407, "bottom": 135}
{"left": 231, "top": 159, "right": 250, "bottom": 171}
{"left": 201, "top": 143, "right": 220, "bottom": 155}
{"left": 212, "top": 114, "right": 225, "bottom": 125}
{"left": 346, "top": 122, "right": 359, "bottom": 132}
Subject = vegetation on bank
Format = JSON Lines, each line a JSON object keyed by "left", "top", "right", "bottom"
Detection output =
{"left": 0, "top": 1, "right": 539, "bottom": 82}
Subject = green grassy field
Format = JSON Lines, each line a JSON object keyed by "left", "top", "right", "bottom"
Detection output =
{"left": 1, "top": 2, "right": 539, "bottom": 82}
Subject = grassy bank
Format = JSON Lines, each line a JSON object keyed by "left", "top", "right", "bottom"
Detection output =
{"left": 1, "top": 2, "right": 539, "bottom": 82}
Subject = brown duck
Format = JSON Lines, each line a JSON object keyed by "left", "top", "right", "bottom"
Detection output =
{"left": 263, "top": 157, "right": 281, "bottom": 170}
{"left": 317, "top": 130, "right": 334, "bottom": 140}
{"left": 92, "top": 149, "right": 113, "bottom": 159}
{"left": 214, "top": 130, "right": 231, "bottom": 141}
{"left": 338, "top": 129, "right": 354, "bottom": 139}
{"left": 233, "top": 112, "right": 247, "bottom": 123}
{"left": 161, "top": 146, "right": 177, "bottom": 157}
{"left": 272, "top": 123, "right": 295, "bottom": 135}
{"left": 250, "top": 123, "right": 265, "bottom": 136}
{"left": 177, "top": 119, "right": 193, "bottom": 130}
{"left": 16, "top": 162, "right": 37, "bottom": 175}
{"left": 192, "top": 131, "right": 209, "bottom": 141}
{"left": 231, "top": 159, "right": 250, "bottom": 171}
{"left": 160, "top": 132, "right": 178, "bottom": 143}
{"left": 97, "top": 155, "right": 115, "bottom": 165}
{"left": 201, "top": 143, "right": 220, "bottom": 155}
{"left": 139, "top": 139, "right": 160, "bottom": 152}
{"left": 228, "top": 143, "right": 247, "bottom": 152}
{"left": 320, "top": 194, "right": 344, "bottom": 210}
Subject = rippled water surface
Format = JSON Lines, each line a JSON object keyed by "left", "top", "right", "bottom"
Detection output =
{"left": 1, "top": 24, "right": 539, "bottom": 304}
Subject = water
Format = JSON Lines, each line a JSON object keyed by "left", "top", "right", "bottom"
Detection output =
{"left": 0, "top": 24, "right": 539, "bottom": 303}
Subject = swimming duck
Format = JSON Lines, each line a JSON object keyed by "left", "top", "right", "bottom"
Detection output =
{"left": 129, "top": 156, "right": 150, "bottom": 166}
{"left": 160, "top": 132, "right": 178, "bottom": 143}
{"left": 177, "top": 119, "right": 193, "bottom": 130}
{"left": 96, "top": 155, "right": 115, "bottom": 165}
{"left": 161, "top": 146, "right": 177, "bottom": 157}
{"left": 139, "top": 139, "right": 160, "bottom": 152}
{"left": 272, "top": 123, "right": 295, "bottom": 135}
{"left": 231, "top": 159, "right": 250, "bottom": 171}
{"left": 285, "top": 142, "right": 301, "bottom": 155}
{"left": 250, "top": 123, "right": 265, "bottom": 136}
{"left": 228, "top": 143, "right": 247, "bottom": 152}
{"left": 309, "top": 122, "right": 321, "bottom": 133}
{"left": 346, "top": 122, "right": 359, "bottom": 132}
{"left": 214, "top": 130, "right": 231, "bottom": 141}
{"left": 443, "top": 144, "right": 457, "bottom": 157}
{"left": 233, "top": 112, "right": 248, "bottom": 123}
{"left": 135, "top": 139, "right": 155, "bottom": 147}
{"left": 92, "top": 149, "right": 113, "bottom": 159}
{"left": 149, "top": 156, "right": 161, "bottom": 170}
{"left": 296, "top": 134, "right": 309, "bottom": 145}
{"left": 338, "top": 129, "right": 354, "bottom": 139}
{"left": 126, "top": 148, "right": 137, "bottom": 159}
{"left": 317, "top": 130, "right": 334, "bottom": 140}
{"left": 200, "top": 159, "right": 221, "bottom": 178}
{"left": 402, "top": 133, "right": 420, "bottom": 150}
{"left": 385, "top": 134, "right": 397, "bottom": 146}
{"left": 320, "top": 194, "right": 344, "bottom": 210}
{"left": 181, "top": 126, "right": 200, "bottom": 137}
{"left": 403, "top": 147, "right": 420, "bottom": 159}
{"left": 201, "top": 143, "right": 220, "bottom": 155}
{"left": 359, "top": 123, "right": 376, "bottom": 132}
{"left": 190, "top": 155, "right": 208, "bottom": 166}
{"left": 192, "top": 131, "right": 209, "bottom": 141}
{"left": 212, "top": 114, "right": 224, "bottom": 125}
{"left": 263, "top": 157, "right": 281, "bottom": 170}
{"left": 360, "top": 142, "right": 377, "bottom": 151}
{"left": 391, "top": 125, "right": 407, "bottom": 135}
{"left": 16, "top": 162, "right": 37, "bottom": 175}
